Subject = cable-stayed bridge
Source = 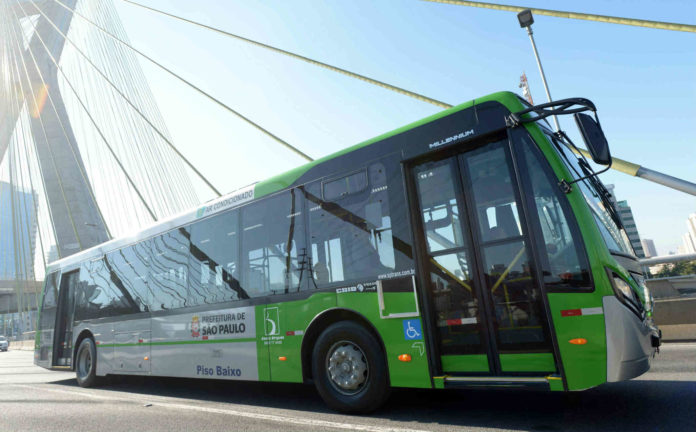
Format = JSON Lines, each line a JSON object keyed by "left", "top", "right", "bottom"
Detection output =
{"left": 0, "top": 0, "right": 694, "bottom": 338}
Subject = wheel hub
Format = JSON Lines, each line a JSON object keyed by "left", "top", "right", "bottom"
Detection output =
{"left": 326, "top": 341, "right": 368, "bottom": 395}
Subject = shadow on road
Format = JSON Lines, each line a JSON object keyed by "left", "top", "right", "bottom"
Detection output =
{"left": 49, "top": 375, "right": 696, "bottom": 432}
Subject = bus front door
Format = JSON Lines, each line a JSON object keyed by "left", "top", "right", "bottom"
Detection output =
{"left": 411, "top": 136, "right": 557, "bottom": 376}
{"left": 53, "top": 270, "right": 78, "bottom": 368}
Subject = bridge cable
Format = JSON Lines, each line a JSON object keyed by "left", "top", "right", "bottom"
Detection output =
{"left": 39, "top": 1, "right": 223, "bottom": 199}
{"left": 118, "top": 0, "right": 452, "bottom": 110}
{"left": 3, "top": 40, "right": 48, "bottom": 274}
{"left": 420, "top": 0, "right": 696, "bottom": 34}
{"left": 56, "top": 0, "right": 314, "bottom": 165}
{"left": 6, "top": 4, "right": 113, "bottom": 244}
{"left": 13, "top": 3, "right": 159, "bottom": 222}
{"left": 114, "top": 1, "right": 696, "bottom": 197}
{"left": 3, "top": 4, "right": 86, "bottom": 256}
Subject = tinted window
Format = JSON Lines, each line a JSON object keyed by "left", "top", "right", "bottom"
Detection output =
{"left": 518, "top": 133, "right": 591, "bottom": 289}
{"left": 75, "top": 259, "right": 140, "bottom": 320}
{"left": 306, "top": 155, "right": 411, "bottom": 286}
{"left": 415, "top": 160, "right": 465, "bottom": 253}
{"left": 323, "top": 170, "right": 368, "bottom": 201}
{"left": 38, "top": 272, "right": 59, "bottom": 330}
{"left": 150, "top": 229, "right": 190, "bottom": 310}
{"left": 190, "top": 212, "right": 246, "bottom": 305}
{"left": 242, "top": 190, "right": 306, "bottom": 296}
{"left": 106, "top": 243, "right": 150, "bottom": 312}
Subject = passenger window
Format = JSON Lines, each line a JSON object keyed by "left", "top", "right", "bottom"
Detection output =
{"left": 106, "top": 243, "right": 150, "bottom": 312}
{"left": 520, "top": 136, "right": 591, "bottom": 289}
{"left": 306, "top": 158, "right": 404, "bottom": 286}
{"left": 466, "top": 145, "right": 522, "bottom": 242}
{"left": 190, "top": 212, "right": 245, "bottom": 305}
{"left": 241, "top": 190, "right": 306, "bottom": 296}
{"left": 76, "top": 259, "right": 140, "bottom": 319}
{"left": 415, "top": 159, "right": 466, "bottom": 252}
{"left": 150, "top": 229, "right": 190, "bottom": 310}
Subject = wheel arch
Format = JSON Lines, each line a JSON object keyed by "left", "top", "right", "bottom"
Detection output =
{"left": 300, "top": 307, "right": 389, "bottom": 384}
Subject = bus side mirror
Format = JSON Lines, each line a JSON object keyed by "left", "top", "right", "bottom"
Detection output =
{"left": 574, "top": 113, "right": 611, "bottom": 166}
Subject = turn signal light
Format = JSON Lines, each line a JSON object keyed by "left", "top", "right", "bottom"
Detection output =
{"left": 278, "top": 356, "right": 287, "bottom": 361}
{"left": 569, "top": 338, "right": 588, "bottom": 345}
{"left": 398, "top": 354, "right": 412, "bottom": 362}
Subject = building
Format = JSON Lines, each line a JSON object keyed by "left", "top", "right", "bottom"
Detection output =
{"left": 678, "top": 214, "right": 696, "bottom": 254}
{"left": 641, "top": 239, "right": 658, "bottom": 258}
{"left": 0, "top": 182, "right": 37, "bottom": 280}
{"left": 616, "top": 200, "right": 645, "bottom": 258}
{"left": 605, "top": 184, "right": 645, "bottom": 258}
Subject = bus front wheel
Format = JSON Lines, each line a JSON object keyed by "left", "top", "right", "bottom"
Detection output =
{"left": 312, "top": 321, "right": 390, "bottom": 413}
{"left": 75, "top": 338, "right": 101, "bottom": 387}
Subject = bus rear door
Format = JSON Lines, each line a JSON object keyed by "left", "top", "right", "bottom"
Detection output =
{"left": 53, "top": 270, "right": 78, "bottom": 368}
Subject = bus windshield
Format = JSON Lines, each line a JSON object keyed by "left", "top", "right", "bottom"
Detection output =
{"left": 543, "top": 130, "right": 635, "bottom": 257}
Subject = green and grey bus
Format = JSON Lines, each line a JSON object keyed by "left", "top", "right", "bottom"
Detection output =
{"left": 35, "top": 91, "right": 660, "bottom": 413}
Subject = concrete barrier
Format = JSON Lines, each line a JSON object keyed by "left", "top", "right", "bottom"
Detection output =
{"left": 653, "top": 297, "right": 696, "bottom": 341}
{"left": 8, "top": 339, "right": 34, "bottom": 351}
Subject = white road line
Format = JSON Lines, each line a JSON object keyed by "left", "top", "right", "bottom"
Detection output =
{"left": 661, "top": 343, "right": 696, "bottom": 349}
{"left": 10, "top": 384, "right": 430, "bottom": 432}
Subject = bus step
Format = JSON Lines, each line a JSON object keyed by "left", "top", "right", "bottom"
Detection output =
{"left": 443, "top": 375, "right": 553, "bottom": 390}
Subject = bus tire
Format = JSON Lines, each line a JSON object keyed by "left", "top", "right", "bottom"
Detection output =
{"left": 75, "top": 338, "right": 101, "bottom": 387}
{"left": 312, "top": 321, "right": 390, "bottom": 413}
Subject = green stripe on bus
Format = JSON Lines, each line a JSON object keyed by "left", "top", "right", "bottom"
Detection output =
{"left": 97, "top": 338, "right": 257, "bottom": 348}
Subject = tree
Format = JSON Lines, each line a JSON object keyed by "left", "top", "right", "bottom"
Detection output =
{"left": 654, "top": 260, "right": 696, "bottom": 278}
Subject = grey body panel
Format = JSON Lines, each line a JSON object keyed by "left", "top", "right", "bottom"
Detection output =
{"left": 604, "top": 296, "right": 657, "bottom": 382}
{"left": 113, "top": 318, "right": 151, "bottom": 373}
{"left": 150, "top": 306, "right": 258, "bottom": 380}
{"left": 71, "top": 306, "right": 259, "bottom": 380}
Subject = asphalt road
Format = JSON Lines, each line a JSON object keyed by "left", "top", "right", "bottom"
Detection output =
{"left": 0, "top": 345, "right": 694, "bottom": 432}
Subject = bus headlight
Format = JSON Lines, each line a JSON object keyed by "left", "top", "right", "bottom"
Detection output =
{"left": 612, "top": 276, "right": 633, "bottom": 299}
{"left": 607, "top": 270, "right": 644, "bottom": 318}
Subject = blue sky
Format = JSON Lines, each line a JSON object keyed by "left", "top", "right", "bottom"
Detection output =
{"left": 112, "top": 0, "right": 696, "bottom": 254}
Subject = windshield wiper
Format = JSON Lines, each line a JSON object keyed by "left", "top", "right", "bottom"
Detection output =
{"left": 552, "top": 132, "right": 624, "bottom": 229}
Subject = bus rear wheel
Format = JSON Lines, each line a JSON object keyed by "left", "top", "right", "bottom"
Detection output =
{"left": 75, "top": 338, "right": 101, "bottom": 387}
{"left": 312, "top": 321, "right": 390, "bottom": 413}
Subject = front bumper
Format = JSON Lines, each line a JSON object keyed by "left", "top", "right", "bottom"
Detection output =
{"left": 603, "top": 296, "right": 660, "bottom": 382}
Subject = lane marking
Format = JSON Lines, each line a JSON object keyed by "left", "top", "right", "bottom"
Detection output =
{"left": 660, "top": 343, "right": 696, "bottom": 349}
{"left": 10, "top": 384, "right": 431, "bottom": 432}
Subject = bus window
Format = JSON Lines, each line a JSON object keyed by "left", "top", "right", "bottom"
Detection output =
{"left": 306, "top": 159, "right": 403, "bottom": 287}
{"left": 518, "top": 135, "right": 591, "bottom": 289}
{"left": 76, "top": 259, "right": 140, "bottom": 320}
{"left": 190, "top": 212, "right": 246, "bottom": 305}
{"left": 150, "top": 229, "right": 191, "bottom": 310}
{"left": 241, "top": 189, "right": 306, "bottom": 296}
{"left": 106, "top": 244, "right": 151, "bottom": 312}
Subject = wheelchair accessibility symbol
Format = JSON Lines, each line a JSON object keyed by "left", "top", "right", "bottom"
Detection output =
{"left": 402, "top": 319, "right": 422, "bottom": 340}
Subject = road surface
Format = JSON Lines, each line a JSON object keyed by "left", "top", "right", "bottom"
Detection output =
{"left": 0, "top": 344, "right": 694, "bottom": 431}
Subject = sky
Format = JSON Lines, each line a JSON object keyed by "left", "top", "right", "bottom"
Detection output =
{"left": 110, "top": 0, "right": 696, "bottom": 255}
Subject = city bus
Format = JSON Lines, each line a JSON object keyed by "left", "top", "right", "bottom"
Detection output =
{"left": 35, "top": 91, "right": 660, "bottom": 413}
